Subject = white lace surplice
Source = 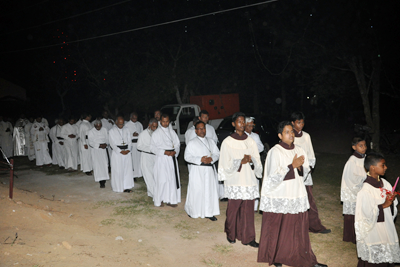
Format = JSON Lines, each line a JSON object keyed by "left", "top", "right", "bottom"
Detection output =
{"left": 355, "top": 179, "right": 400, "bottom": 264}
{"left": 218, "top": 136, "right": 262, "bottom": 200}
{"left": 260, "top": 144, "right": 310, "bottom": 214}
{"left": 293, "top": 131, "right": 315, "bottom": 186}
{"left": 340, "top": 155, "right": 366, "bottom": 215}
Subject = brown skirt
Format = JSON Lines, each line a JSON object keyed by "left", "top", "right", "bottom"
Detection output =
{"left": 343, "top": 214, "right": 356, "bottom": 243}
{"left": 306, "top": 185, "right": 327, "bottom": 233}
{"left": 257, "top": 211, "right": 318, "bottom": 267}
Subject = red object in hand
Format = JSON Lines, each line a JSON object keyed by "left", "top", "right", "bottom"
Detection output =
{"left": 380, "top": 188, "right": 400, "bottom": 201}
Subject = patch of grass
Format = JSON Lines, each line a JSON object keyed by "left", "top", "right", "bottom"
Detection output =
{"left": 213, "top": 244, "right": 233, "bottom": 254}
{"left": 202, "top": 259, "right": 222, "bottom": 267}
{"left": 91, "top": 200, "right": 119, "bottom": 209}
{"left": 180, "top": 232, "right": 197, "bottom": 240}
{"left": 313, "top": 153, "right": 349, "bottom": 187}
{"left": 118, "top": 220, "right": 142, "bottom": 229}
{"left": 174, "top": 220, "right": 191, "bottom": 231}
{"left": 100, "top": 219, "right": 115, "bottom": 225}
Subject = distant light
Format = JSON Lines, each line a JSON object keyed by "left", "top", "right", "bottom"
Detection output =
{"left": 310, "top": 14, "right": 312, "bottom": 16}
{"left": 64, "top": 57, "right": 66, "bottom": 59}
{"left": 104, "top": 78, "right": 106, "bottom": 81}
{"left": 378, "top": 54, "right": 380, "bottom": 57}
{"left": 307, "top": 96, "right": 310, "bottom": 99}
{"left": 53, "top": 61, "right": 55, "bottom": 63}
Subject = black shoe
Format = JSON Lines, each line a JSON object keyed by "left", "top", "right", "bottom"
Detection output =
{"left": 220, "top": 198, "right": 228, "bottom": 202}
{"left": 123, "top": 189, "right": 132, "bottom": 193}
{"left": 274, "top": 264, "right": 282, "bottom": 267}
{"left": 318, "top": 229, "right": 331, "bottom": 234}
{"left": 99, "top": 181, "right": 106, "bottom": 188}
{"left": 59, "top": 166, "right": 65, "bottom": 169}
{"left": 244, "top": 240, "right": 259, "bottom": 248}
{"left": 206, "top": 216, "right": 217, "bottom": 221}
{"left": 85, "top": 171, "right": 92, "bottom": 176}
{"left": 313, "top": 264, "right": 327, "bottom": 267}
{"left": 227, "top": 237, "right": 235, "bottom": 244}
{"left": 188, "top": 214, "right": 192, "bottom": 218}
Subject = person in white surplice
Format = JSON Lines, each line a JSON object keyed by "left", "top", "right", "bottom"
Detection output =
{"left": 79, "top": 113, "right": 93, "bottom": 175}
{"left": 61, "top": 118, "right": 79, "bottom": 171}
{"left": 124, "top": 112, "right": 143, "bottom": 178}
{"left": 24, "top": 117, "right": 35, "bottom": 161}
{"left": 49, "top": 118, "right": 66, "bottom": 168}
{"left": 184, "top": 120, "right": 220, "bottom": 221}
{"left": 0, "top": 116, "right": 14, "bottom": 158}
{"left": 355, "top": 152, "right": 399, "bottom": 267}
{"left": 30, "top": 116, "right": 52, "bottom": 166}
{"left": 109, "top": 116, "right": 134, "bottom": 193}
{"left": 88, "top": 120, "right": 110, "bottom": 188}
{"left": 150, "top": 114, "right": 181, "bottom": 207}
{"left": 137, "top": 118, "right": 158, "bottom": 197}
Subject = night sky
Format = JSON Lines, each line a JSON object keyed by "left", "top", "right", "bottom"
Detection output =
{"left": 1, "top": 0, "right": 399, "bottom": 127}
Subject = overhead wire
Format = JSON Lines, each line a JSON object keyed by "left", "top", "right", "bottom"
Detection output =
{"left": 1, "top": 0, "right": 278, "bottom": 54}
{"left": 0, "top": 0, "right": 132, "bottom": 36}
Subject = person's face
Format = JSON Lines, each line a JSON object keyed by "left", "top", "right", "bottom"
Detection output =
{"left": 154, "top": 111, "right": 161, "bottom": 121}
{"left": 232, "top": 116, "right": 245, "bottom": 132}
{"left": 149, "top": 122, "right": 158, "bottom": 131}
{"left": 371, "top": 159, "right": 387, "bottom": 176}
{"left": 29, "top": 117, "right": 34, "bottom": 123}
{"left": 58, "top": 119, "right": 64, "bottom": 126}
{"left": 36, "top": 117, "right": 42, "bottom": 123}
{"left": 292, "top": 119, "right": 305, "bottom": 133}
{"left": 161, "top": 116, "right": 170, "bottom": 128}
{"left": 69, "top": 119, "right": 75, "bottom": 125}
{"left": 278, "top": 125, "right": 294, "bottom": 145}
{"left": 245, "top": 121, "right": 255, "bottom": 134}
{"left": 87, "top": 115, "right": 92, "bottom": 122}
{"left": 102, "top": 111, "right": 108, "bottom": 119}
{"left": 116, "top": 117, "right": 124, "bottom": 129}
{"left": 195, "top": 123, "right": 206, "bottom": 138}
{"left": 131, "top": 115, "right": 138, "bottom": 122}
{"left": 95, "top": 124, "right": 102, "bottom": 131}
{"left": 352, "top": 140, "right": 367, "bottom": 155}
{"left": 199, "top": 113, "right": 209, "bottom": 124}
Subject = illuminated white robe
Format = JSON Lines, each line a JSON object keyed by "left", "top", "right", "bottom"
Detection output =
{"left": 30, "top": 122, "right": 52, "bottom": 166}
{"left": 137, "top": 129, "right": 156, "bottom": 197}
{"left": 79, "top": 120, "right": 93, "bottom": 172}
{"left": 293, "top": 131, "right": 315, "bottom": 186}
{"left": 124, "top": 120, "right": 143, "bottom": 178}
{"left": 355, "top": 178, "right": 399, "bottom": 264}
{"left": 24, "top": 122, "right": 35, "bottom": 161}
{"left": 340, "top": 153, "right": 366, "bottom": 215}
{"left": 88, "top": 127, "right": 110, "bottom": 182}
{"left": 150, "top": 125, "right": 181, "bottom": 206}
{"left": 184, "top": 136, "right": 220, "bottom": 218}
{"left": 109, "top": 126, "right": 134, "bottom": 192}
{"left": 218, "top": 134, "right": 262, "bottom": 200}
{"left": 0, "top": 121, "right": 13, "bottom": 158}
{"left": 49, "top": 124, "right": 65, "bottom": 167}
{"left": 61, "top": 123, "right": 79, "bottom": 170}
{"left": 184, "top": 124, "right": 218, "bottom": 145}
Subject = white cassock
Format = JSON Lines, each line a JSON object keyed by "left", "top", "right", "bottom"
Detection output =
{"left": 184, "top": 136, "right": 220, "bottom": 218}
{"left": 34, "top": 118, "right": 49, "bottom": 127}
{"left": 13, "top": 118, "right": 28, "bottom": 156}
{"left": 24, "top": 122, "right": 35, "bottom": 161}
{"left": 124, "top": 120, "right": 143, "bottom": 178}
{"left": 355, "top": 177, "right": 400, "bottom": 264}
{"left": 88, "top": 127, "right": 110, "bottom": 182}
{"left": 79, "top": 120, "right": 93, "bottom": 172}
{"left": 30, "top": 122, "right": 52, "bottom": 166}
{"left": 109, "top": 126, "right": 134, "bottom": 192}
{"left": 293, "top": 131, "right": 315, "bottom": 186}
{"left": 150, "top": 125, "right": 181, "bottom": 206}
{"left": 184, "top": 124, "right": 218, "bottom": 145}
{"left": 137, "top": 129, "right": 156, "bottom": 197}
{"left": 61, "top": 123, "right": 79, "bottom": 170}
{"left": 245, "top": 131, "right": 264, "bottom": 210}
{"left": 101, "top": 117, "right": 114, "bottom": 161}
{"left": 0, "top": 121, "right": 14, "bottom": 158}
{"left": 49, "top": 125, "right": 65, "bottom": 167}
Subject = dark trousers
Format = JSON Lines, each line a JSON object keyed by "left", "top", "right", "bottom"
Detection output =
{"left": 306, "top": 185, "right": 327, "bottom": 233}
{"left": 357, "top": 259, "right": 395, "bottom": 267}
{"left": 224, "top": 199, "right": 255, "bottom": 245}
{"left": 343, "top": 214, "right": 356, "bottom": 243}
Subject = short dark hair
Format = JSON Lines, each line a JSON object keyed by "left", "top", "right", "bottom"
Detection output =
{"left": 352, "top": 136, "right": 365, "bottom": 146}
{"left": 161, "top": 113, "right": 169, "bottom": 120}
{"left": 364, "top": 152, "right": 385, "bottom": 171}
{"left": 192, "top": 117, "right": 200, "bottom": 123}
{"left": 277, "top": 121, "right": 293, "bottom": 134}
{"left": 290, "top": 111, "right": 305, "bottom": 122}
{"left": 232, "top": 112, "right": 246, "bottom": 123}
{"left": 194, "top": 121, "right": 205, "bottom": 129}
{"left": 81, "top": 112, "right": 91, "bottom": 119}
{"left": 199, "top": 110, "right": 209, "bottom": 117}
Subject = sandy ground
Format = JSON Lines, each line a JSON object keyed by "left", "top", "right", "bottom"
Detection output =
{"left": 0, "top": 148, "right": 399, "bottom": 267}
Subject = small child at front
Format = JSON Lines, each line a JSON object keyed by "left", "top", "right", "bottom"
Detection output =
{"left": 355, "top": 152, "right": 399, "bottom": 267}
{"left": 340, "top": 137, "right": 367, "bottom": 243}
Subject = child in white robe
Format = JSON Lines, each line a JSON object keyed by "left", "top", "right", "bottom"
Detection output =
{"left": 355, "top": 152, "right": 399, "bottom": 267}
{"left": 340, "top": 137, "right": 367, "bottom": 243}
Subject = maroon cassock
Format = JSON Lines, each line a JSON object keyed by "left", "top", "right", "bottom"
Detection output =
{"left": 306, "top": 185, "right": 327, "bottom": 233}
{"left": 343, "top": 214, "right": 356, "bottom": 243}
